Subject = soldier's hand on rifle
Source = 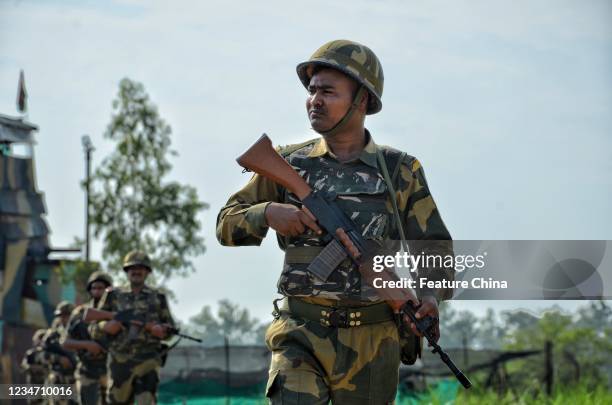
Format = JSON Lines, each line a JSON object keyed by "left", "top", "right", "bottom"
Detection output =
{"left": 84, "top": 341, "right": 105, "bottom": 355}
{"left": 405, "top": 296, "right": 440, "bottom": 343}
{"left": 265, "top": 203, "right": 322, "bottom": 236}
{"left": 104, "top": 320, "right": 124, "bottom": 335}
{"left": 335, "top": 228, "right": 361, "bottom": 259}
{"left": 145, "top": 322, "right": 169, "bottom": 339}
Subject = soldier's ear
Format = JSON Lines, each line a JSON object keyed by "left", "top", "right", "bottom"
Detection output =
{"left": 360, "top": 92, "right": 369, "bottom": 112}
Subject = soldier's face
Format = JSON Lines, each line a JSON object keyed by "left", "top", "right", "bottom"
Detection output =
{"left": 306, "top": 68, "right": 357, "bottom": 133}
{"left": 127, "top": 265, "right": 149, "bottom": 285}
{"left": 89, "top": 281, "right": 107, "bottom": 300}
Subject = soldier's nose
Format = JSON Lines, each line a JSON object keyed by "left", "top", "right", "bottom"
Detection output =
{"left": 313, "top": 93, "right": 324, "bottom": 107}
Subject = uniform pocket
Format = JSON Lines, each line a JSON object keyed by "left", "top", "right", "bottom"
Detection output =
{"left": 335, "top": 193, "right": 390, "bottom": 240}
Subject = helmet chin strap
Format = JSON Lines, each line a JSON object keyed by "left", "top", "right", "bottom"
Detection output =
{"left": 317, "top": 86, "right": 366, "bottom": 137}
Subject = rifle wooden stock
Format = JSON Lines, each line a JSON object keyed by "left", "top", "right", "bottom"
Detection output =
{"left": 83, "top": 308, "right": 114, "bottom": 323}
{"left": 236, "top": 134, "right": 312, "bottom": 200}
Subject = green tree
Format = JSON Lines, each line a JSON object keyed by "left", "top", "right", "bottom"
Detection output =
{"left": 503, "top": 305, "right": 612, "bottom": 389}
{"left": 477, "top": 308, "right": 504, "bottom": 349}
{"left": 89, "top": 78, "right": 207, "bottom": 282}
{"left": 188, "top": 299, "right": 261, "bottom": 346}
{"left": 439, "top": 305, "right": 479, "bottom": 349}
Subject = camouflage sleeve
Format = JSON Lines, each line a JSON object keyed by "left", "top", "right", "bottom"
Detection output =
{"left": 91, "top": 289, "right": 117, "bottom": 339}
{"left": 216, "top": 173, "right": 281, "bottom": 246}
{"left": 41, "top": 329, "right": 61, "bottom": 363}
{"left": 158, "top": 292, "right": 176, "bottom": 328}
{"left": 397, "top": 157, "right": 455, "bottom": 301}
{"left": 60, "top": 309, "right": 80, "bottom": 343}
{"left": 88, "top": 321, "right": 106, "bottom": 342}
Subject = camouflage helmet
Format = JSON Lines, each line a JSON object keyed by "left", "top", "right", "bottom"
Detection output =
{"left": 122, "top": 250, "right": 152, "bottom": 272}
{"left": 54, "top": 300, "right": 74, "bottom": 317}
{"left": 86, "top": 271, "right": 113, "bottom": 291}
{"left": 296, "top": 39, "right": 384, "bottom": 115}
{"left": 32, "top": 329, "right": 47, "bottom": 345}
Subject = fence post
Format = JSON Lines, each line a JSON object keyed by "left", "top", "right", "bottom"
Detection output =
{"left": 225, "top": 336, "right": 230, "bottom": 404}
{"left": 545, "top": 340, "right": 553, "bottom": 396}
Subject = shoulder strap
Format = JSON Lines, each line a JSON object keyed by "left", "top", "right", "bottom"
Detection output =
{"left": 375, "top": 145, "right": 409, "bottom": 253}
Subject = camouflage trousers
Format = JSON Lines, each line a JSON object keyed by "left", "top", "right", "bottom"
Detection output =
{"left": 265, "top": 312, "right": 400, "bottom": 404}
{"left": 76, "top": 367, "right": 108, "bottom": 405}
{"left": 46, "top": 371, "right": 77, "bottom": 405}
{"left": 25, "top": 370, "right": 46, "bottom": 405}
{"left": 107, "top": 354, "right": 161, "bottom": 405}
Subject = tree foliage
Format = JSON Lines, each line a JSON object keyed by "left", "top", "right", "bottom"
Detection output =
{"left": 438, "top": 302, "right": 611, "bottom": 393}
{"left": 187, "top": 299, "right": 265, "bottom": 346}
{"left": 89, "top": 78, "right": 207, "bottom": 281}
{"left": 502, "top": 303, "right": 612, "bottom": 388}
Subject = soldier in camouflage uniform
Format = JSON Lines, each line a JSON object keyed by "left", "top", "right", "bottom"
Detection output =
{"left": 217, "top": 40, "right": 454, "bottom": 403}
{"left": 94, "top": 251, "right": 175, "bottom": 404}
{"left": 44, "top": 301, "right": 78, "bottom": 405}
{"left": 21, "top": 329, "right": 48, "bottom": 405}
{"left": 62, "top": 271, "right": 113, "bottom": 405}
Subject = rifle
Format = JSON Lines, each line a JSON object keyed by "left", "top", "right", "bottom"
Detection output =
{"left": 84, "top": 308, "right": 145, "bottom": 341}
{"left": 236, "top": 134, "right": 472, "bottom": 389}
{"left": 66, "top": 316, "right": 108, "bottom": 359}
{"left": 43, "top": 337, "right": 77, "bottom": 371}
{"left": 84, "top": 308, "right": 202, "bottom": 343}
{"left": 166, "top": 327, "right": 203, "bottom": 343}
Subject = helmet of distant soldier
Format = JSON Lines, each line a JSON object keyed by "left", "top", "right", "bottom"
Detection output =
{"left": 32, "top": 329, "right": 46, "bottom": 345}
{"left": 122, "top": 250, "right": 152, "bottom": 272}
{"left": 296, "top": 39, "right": 384, "bottom": 114}
{"left": 54, "top": 300, "right": 74, "bottom": 317}
{"left": 86, "top": 271, "right": 113, "bottom": 291}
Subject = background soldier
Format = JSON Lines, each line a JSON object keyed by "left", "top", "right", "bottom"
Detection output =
{"left": 43, "top": 300, "right": 78, "bottom": 405}
{"left": 94, "top": 250, "right": 175, "bottom": 404}
{"left": 21, "top": 329, "right": 48, "bottom": 405}
{"left": 62, "top": 271, "right": 113, "bottom": 405}
{"left": 217, "top": 40, "right": 454, "bottom": 403}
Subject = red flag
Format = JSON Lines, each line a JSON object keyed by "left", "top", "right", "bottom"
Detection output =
{"left": 17, "top": 70, "right": 27, "bottom": 113}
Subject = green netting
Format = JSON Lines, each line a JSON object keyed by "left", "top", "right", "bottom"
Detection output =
{"left": 158, "top": 379, "right": 266, "bottom": 402}
{"left": 396, "top": 380, "right": 460, "bottom": 404}
{"left": 157, "top": 379, "right": 459, "bottom": 404}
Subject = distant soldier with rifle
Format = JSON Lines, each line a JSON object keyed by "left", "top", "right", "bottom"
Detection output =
{"left": 43, "top": 300, "right": 78, "bottom": 405}
{"left": 61, "top": 271, "right": 113, "bottom": 405}
{"left": 88, "top": 251, "right": 176, "bottom": 404}
{"left": 21, "top": 329, "right": 48, "bottom": 404}
{"left": 218, "top": 40, "right": 467, "bottom": 403}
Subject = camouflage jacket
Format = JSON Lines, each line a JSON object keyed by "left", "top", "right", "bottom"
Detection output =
{"left": 96, "top": 285, "right": 175, "bottom": 361}
{"left": 63, "top": 300, "right": 108, "bottom": 377}
{"left": 217, "top": 132, "right": 454, "bottom": 303}
{"left": 21, "top": 346, "right": 47, "bottom": 383}
{"left": 42, "top": 321, "right": 76, "bottom": 376}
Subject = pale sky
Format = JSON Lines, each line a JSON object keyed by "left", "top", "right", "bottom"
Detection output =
{"left": 1, "top": 0, "right": 611, "bottom": 324}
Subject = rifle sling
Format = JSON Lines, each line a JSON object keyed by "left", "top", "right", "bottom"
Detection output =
{"left": 375, "top": 145, "right": 409, "bottom": 253}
